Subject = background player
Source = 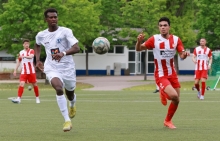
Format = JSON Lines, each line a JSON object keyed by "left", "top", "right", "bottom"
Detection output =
{"left": 192, "top": 38, "right": 212, "bottom": 100}
{"left": 136, "top": 17, "right": 189, "bottom": 129}
{"left": 35, "top": 8, "right": 79, "bottom": 132}
{"left": 12, "top": 39, "right": 40, "bottom": 104}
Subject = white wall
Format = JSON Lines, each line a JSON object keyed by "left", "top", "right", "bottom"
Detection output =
{"left": 73, "top": 46, "right": 129, "bottom": 70}
{"left": 178, "top": 54, "right": 195, "bottom": 70}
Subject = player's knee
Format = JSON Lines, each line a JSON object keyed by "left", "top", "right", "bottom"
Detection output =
{"left": 54, "top": 86, "right": 63, "bottom": 95}
{"left": 169, "top": 93, "right": 179, "bottom": 103}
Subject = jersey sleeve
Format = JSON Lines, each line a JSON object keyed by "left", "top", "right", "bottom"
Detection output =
{"left": 65, "top": 28, "right": 79, "bottom": 46}
{"left": 144, "top": 36, "right": 154, "bottom": 49}
{"left": 193, "top": 48, "right": 197, "bottom": 56}
{"left": 35, "top": 32, "right": 42, "bottom": 45}
{"left": 176, "top": 38, "right": 185, "bottom": 52}
{"left": 18, "top": 52, "right": 22, "bottom": 62}
{"left": 29, "top": 49, "right": 34, "bottom": 55}
{"left": 208, "top": 49, "right": 212, "bottom": 57}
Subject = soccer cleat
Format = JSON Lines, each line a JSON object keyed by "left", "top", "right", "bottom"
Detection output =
{"left": 11, "top": 98, "right": 21, "bottom": 104}
{"left": 69, "top": 106, "right": 76, "bottom": 119}
{"left": 36, "top": 98, "right": 40, "bottom": 104}
{"left": 200, "top": 95, "right": 204, "bottom": 100}
{"left": 153, "top": 89, "right": 159, "bottom": 93}
{"left": 197, "top": 91, "right": 201, "bottom": 99}
{"left": 63, "top": 121, "right": 72, "bottom": 132}
{"left": 160, "top": 90, "right": 167, "bottom": 106}
{"left": 164, "top": 120, "right": 176, "bottom": 129}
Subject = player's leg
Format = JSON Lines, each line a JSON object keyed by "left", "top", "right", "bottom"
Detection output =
{"left": 46, "top": 72, "right": 72, "bottom": 132}
{"left": 65, "top": 89, "right": 76, "bottom": 118}
{"left": 194, "top": 70, "right": 201, "bottom": 98}
{"left": 63, "top": 70, "right": 77, "bottom": 119}
{"left": 156, "top": 77, "right": 170, "bottom": 106}
{"left": 200, "top": 70, "right": 208, "bottom": 100}
{"left": 161, "top": 77, "right": 180, "bottom": 129}
{"left": 12, "top": 74, "right": 27, "bottom": 103}
{"left": 29, "top": 74, "right": 40, "bottom": 103}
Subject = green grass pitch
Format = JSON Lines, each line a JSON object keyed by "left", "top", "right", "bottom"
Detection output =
{"left": 0, "top": 83, "right": 220, "bottom": 141}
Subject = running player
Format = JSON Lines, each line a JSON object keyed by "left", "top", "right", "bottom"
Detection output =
{"left": 35, "top": 8, "right": 79, "bottom": 132}
{"left": 135, "top": 17, "right": 189, "bottom": 129}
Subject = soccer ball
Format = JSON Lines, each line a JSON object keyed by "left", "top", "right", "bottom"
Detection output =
{"left": 28, "top": 86, "right": 32, "bottom": 91}
{"left": 92, "top": 37, "right": 110, "bottom": 55}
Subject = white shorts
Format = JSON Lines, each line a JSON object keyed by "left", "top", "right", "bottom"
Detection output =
{"left": 45, "top": 69, "right": 76, "bottom": 91}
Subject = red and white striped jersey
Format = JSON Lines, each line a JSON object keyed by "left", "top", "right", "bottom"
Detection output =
{"left": 144, "top": 34, "right": 184, "bottom": 78}
{"left": 18, "top": 49, "right": 35, "bottom": 74}
{"left": 193, "top": 46, "right": 212, "bottom": 70}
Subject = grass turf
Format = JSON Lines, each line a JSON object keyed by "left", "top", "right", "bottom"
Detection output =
{"left": 0, "top": 83, "right": 220, "bottom": 141}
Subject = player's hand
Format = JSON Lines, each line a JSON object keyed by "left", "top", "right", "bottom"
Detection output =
{"left": 13, "top": 70, "right": 17, "bottom": 77}
{"left": 193, "top": 60, "right": 197, "bottom": 64}
{"left": 137, "top": 32, "right": 145, "bottom": 43}
{"left": 52, "top": 53, "right": 64, "bottom": 62}
{"left": 36, "top": 60, "right": 44, "bottom": 72}
{"left": 181, "top": 51, "right": 190, "bottom": 59}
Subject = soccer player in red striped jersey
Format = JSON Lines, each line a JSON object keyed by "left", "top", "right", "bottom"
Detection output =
{"left": 192, "top": 38, "right": 212, "bottom": 100}
{"left": 12, "top": 39, "right": 40, "bottom": 104}
{"left": 136, "top": 17, "right": 189, "bottom": 129}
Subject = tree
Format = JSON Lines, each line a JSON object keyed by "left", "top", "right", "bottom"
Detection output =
{"left": 120, "top": 0, "right": 197, "bottom": 78}
{"left": 0, "top": 0, "right": 101, "bottom": 58}
{"left": 194, "top": 0, "right": 220, "bottom": 49}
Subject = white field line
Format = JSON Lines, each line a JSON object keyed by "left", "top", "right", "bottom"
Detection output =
{"left": 4, "top": 97, "right": 220, "bottom": 103}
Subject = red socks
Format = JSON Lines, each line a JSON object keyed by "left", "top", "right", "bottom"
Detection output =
{"left": 195, "top": 84, "right": 200, "bottom": 92}
{"left": 165, "top": 102, "right": 178, "bottom": 121}
{"left": 18, "top": 86, "right": 39, "bottom": 98}
{"left": 34, "top": 86, "right": 39, "bottom": 97}
{"left": 18, "top": 86, "right": 24, "bottom": 97}
{"left": 201, "top": 82, "right": 206, "bottom": 96}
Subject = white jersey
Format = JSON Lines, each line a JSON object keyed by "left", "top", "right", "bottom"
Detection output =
{"left": 35, "top": 26, "right": 78, "bottom": 73}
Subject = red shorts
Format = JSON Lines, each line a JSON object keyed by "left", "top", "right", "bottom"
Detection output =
{"left": 155, "top": 75, "right": 180, "bottom": 91}
{"left": 20, "top": 73, "right": 37, "bottom": 83}
{"left": 194, "top": 70, "right": 208, "bottom": 79}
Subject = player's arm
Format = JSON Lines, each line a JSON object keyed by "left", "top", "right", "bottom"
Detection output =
{"left": 136, "top": 33, "right": 154, "bottom": 51}
{"left": 34, "top": 43, "right": 44, "bottom": 71}
{"left": 52, "top": 29, "right": 80, "bottom": 61}
{"left": 176, "top": 38, "right": 190, "bottom": 59}
{"left": 208, "top": 56, "right": 212, "bottom": 67}
{"left": 192, "top": 48, "right": 197, "bottom": 64}
{"left": 23, "top": 54, "right": 34, "bottom": 59}
{"left": 63, "top": 43, "right": 80, "bottom": 56}
{"left": 136, "top": 32, "right": 147, "bottom": 51}
{"left": 34, "top": 44, "right": 41, "bottom": 62}
{"left": 13, "top": 58, "right": 21, "bottom": 76}
{"left": 192, "top": 54, "right": 197, "bottom": 64}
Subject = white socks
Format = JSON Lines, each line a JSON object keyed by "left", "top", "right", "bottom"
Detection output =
{"left": 69, "top": 94, "right": 76, "bottom": 108}
{"left": 56, "top": 95, "right": 70, "bottom": 122}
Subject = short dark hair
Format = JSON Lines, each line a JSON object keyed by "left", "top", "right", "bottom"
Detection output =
{"left": 23, "top": 39, "right": 30, "bottom": 43}
{"left": 158, "top": 17, "right": 170, "bottom": 26}
{"left": 44, "top": 8, "right": 58, "bottom": 18}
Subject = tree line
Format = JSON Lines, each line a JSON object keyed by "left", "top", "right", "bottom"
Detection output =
{"left": 0, "top": 0, "right": 219, "bottom": 56}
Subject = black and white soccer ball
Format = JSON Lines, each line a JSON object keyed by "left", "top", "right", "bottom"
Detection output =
{"left": 92, "top": 37, "right": 110, "bottom": 55}
{"left": 28, "top": 86, "right": 32, "bottom": 91}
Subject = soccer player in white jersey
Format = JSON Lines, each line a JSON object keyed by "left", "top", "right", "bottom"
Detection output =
{"left": 136, "top": 17, "right": 189, "bottom": 129}
{"left": 192, "top": 38, "right": 212, "bottom": 100}
{"left": 34, "top": 8, "right": 79, "bottom": 132}
{"left": 12, "top": 39, "right": 40, "bottom": 104}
